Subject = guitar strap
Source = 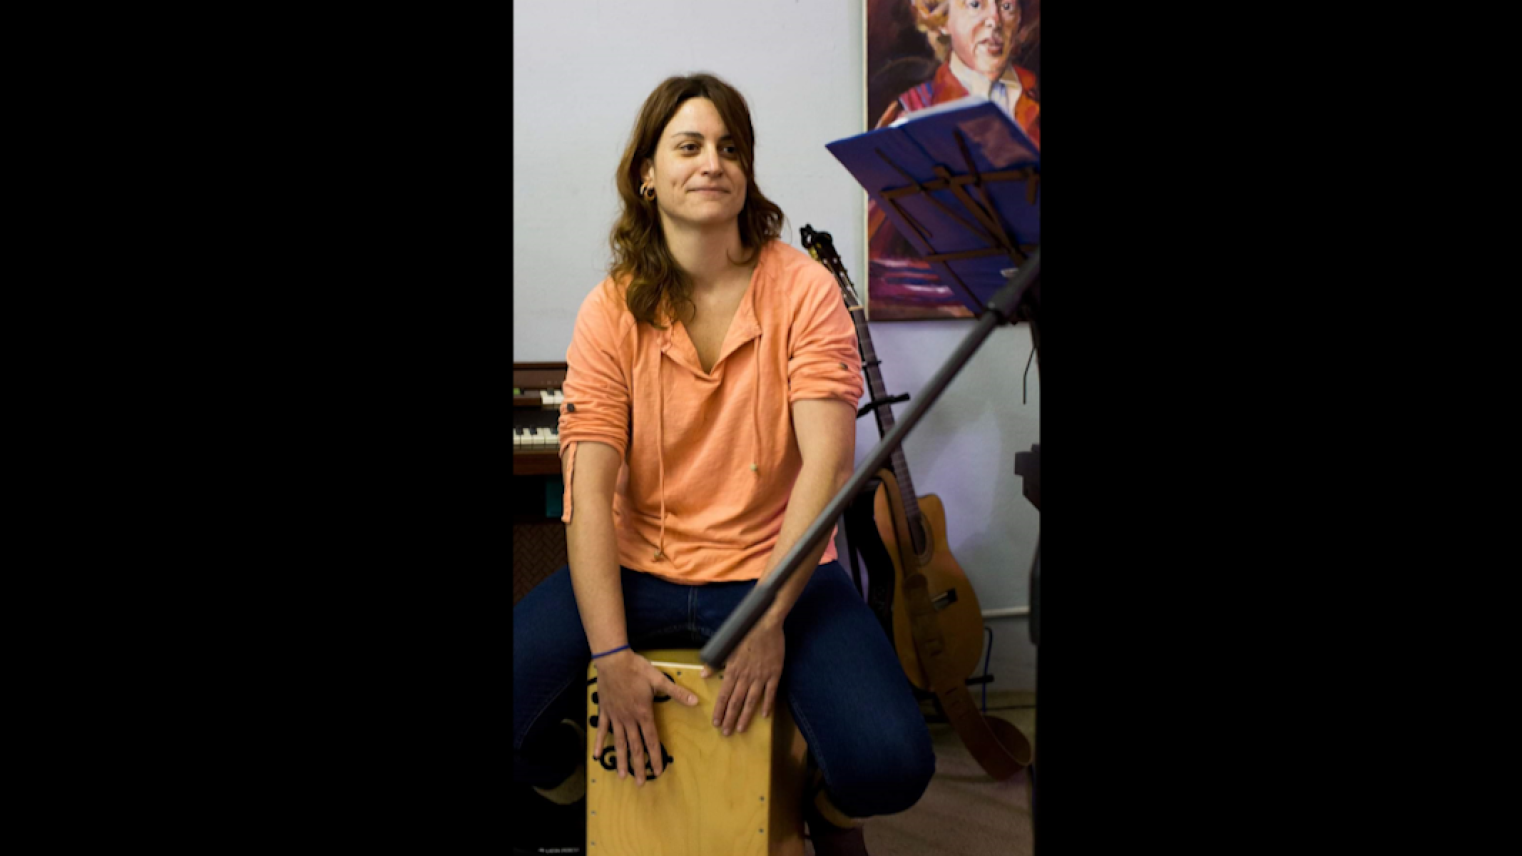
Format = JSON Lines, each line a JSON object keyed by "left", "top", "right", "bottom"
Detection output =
{"left": 844, "top": 479, "right": 897, "bottom": 643}
{"left": 903, "top": 571, "right": 1032, "bottom": 781}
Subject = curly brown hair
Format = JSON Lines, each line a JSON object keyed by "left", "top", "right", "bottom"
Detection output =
{"left": 608, "top": 73, "right": 784, "bottom": 329}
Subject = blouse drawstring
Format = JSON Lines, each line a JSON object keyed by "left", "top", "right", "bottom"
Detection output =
{"left": 751, "top": 334, "right": 761, "bottom": 478}
{"left": 655, "top": 355, "right": 667, "bottom": 562}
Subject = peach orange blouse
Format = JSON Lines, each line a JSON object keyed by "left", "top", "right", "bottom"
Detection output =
{"left": 557, "top": 240, "right": 864, "bottom": 584}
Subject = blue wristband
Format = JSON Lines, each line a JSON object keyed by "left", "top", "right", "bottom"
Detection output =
{"left": 592, "top": 644, "right": 631, "bottom": 660}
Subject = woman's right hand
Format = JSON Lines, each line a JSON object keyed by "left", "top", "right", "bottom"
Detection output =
{"left": 592, "top": 650, "right": 699, "bottom": 786}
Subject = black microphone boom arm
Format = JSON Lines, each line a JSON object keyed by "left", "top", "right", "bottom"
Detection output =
{"left": 700, "top": 249, "right": 1040, "bottom": 667}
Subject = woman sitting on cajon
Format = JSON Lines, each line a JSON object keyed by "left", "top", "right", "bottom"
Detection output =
{"left": 512, "top": 71, "right": 935, "bottom": 856}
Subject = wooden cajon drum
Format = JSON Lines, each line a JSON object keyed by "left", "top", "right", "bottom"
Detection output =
{"left": 586, "top": 649, "right": 809, "bottom": 856}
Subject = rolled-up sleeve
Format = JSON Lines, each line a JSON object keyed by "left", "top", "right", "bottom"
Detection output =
{"left": 786, "top": 267, "right": 864, "bottom": 407}
{"left": 558, "top": 285, "right": 632, "bottom": 523}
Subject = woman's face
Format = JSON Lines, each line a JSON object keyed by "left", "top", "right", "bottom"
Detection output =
{"left": 642, "top": 97, "right": 748, "bottom": 231}
{"left": 942, "top": 0, "right": 1021, "bottom": 80}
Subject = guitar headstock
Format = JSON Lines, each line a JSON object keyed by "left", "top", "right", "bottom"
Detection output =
{"left": 800, "top": 224, "right": 862, "bottom": 310}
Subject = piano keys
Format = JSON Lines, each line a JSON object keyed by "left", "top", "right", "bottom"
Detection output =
{"left": 512, "top": 425, "right": 561, "bottom": 448}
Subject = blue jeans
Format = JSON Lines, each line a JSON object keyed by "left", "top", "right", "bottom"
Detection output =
{"left": 512, "top": 561, "right": 934, "bottom": 819}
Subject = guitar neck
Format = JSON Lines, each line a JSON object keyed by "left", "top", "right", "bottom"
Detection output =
{"left": 828, "top": 258, "right": 925, "bottom": 530}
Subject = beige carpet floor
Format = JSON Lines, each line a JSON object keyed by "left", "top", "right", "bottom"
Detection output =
{"left": 806, "top": 690, "right": 1036, "bottom": 856}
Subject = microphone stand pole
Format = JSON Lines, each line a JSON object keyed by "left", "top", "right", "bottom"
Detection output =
{"left": 701, "top": 248, "right": 1040, "bottom": 668}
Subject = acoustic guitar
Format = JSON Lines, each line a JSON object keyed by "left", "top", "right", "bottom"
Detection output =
{"left": 802, "top": 225, "right": 1031, "bottom": 781}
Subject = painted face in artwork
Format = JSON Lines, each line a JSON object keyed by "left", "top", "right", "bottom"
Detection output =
{"left": 642, "top": 97, "right": 748, "bottom": 231}
{"left": 943, "top": 0, "right": 1021, "bottom": 81}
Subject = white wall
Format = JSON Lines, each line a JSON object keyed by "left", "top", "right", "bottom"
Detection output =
{"left": 512, "top": 0, "right": 865, "bottom": 354}
{"left": 513, "top": 0, "right": 1039, "bottom": 691}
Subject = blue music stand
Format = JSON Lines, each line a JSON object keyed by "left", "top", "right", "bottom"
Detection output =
{"left": 826, "top": 97, "right": 1039, "bottom": 316}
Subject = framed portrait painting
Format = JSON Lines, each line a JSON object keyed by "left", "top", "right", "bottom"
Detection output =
{"left": 865, "top": 0, "right": 1041, "bottom": 320}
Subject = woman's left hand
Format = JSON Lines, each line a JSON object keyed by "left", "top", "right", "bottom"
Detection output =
{"left": 702, "top": 619, "right": 785, "bottom": 736}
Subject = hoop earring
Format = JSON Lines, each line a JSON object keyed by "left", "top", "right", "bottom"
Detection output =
{"left": 640, "top": 182, "right": 656, "bottom": 202}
